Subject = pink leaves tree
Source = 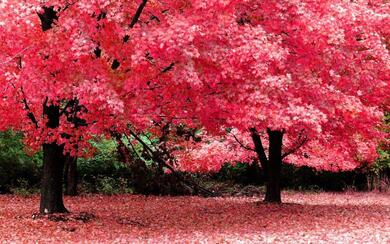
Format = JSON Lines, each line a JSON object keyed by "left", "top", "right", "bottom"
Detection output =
{"left": 0, "top": 0, "right": 216, "bottom": 213}
{"left": 140, "top": 0, "right": 390, "bottom": 202}
{"left": 0, "top": 1, "right": 131, "bottom": 213}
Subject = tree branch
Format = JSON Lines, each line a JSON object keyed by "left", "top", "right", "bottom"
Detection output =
{"left": 231, "top": 132, "right": 255, "bottom": 151}
{"left": 0, "top": 46, "right": 31, "bottom": 67}
{"left": 20, "top": 87, "right": 39, "bottom": 128}
{"left": 61, "top": 0, "right": 81, "bottom": 12}
{"left": 123, "top": 134, "right": 143, "bottom": 160}
{"left": 282, "top": 130, "right": 308, "bottom": 159}
{"left": 59, "top": 98, "right": 75, "bottom": 116}
{"left": 37, "top": 6, "right": 58, "bottom": 31}
{"left": 250, "top": 128, "right": 268, "bottom": 174}
{"left": 127, "top": 128, "right": 218, "bottom": 197}
{"left": 161, "top": 62, "right": 175, "bottom": 74}
{"left": 129, "top": 0, "right": 148, "bottom": 28}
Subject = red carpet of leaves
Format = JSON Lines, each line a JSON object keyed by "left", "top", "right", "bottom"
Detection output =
{"left": 0, "top": 192, "right": 389, "bottom": 243}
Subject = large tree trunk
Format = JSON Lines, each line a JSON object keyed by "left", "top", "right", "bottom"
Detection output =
{"left": 40, "top": 143, "right": 68, "bottom": 213}
{"left": 251, "top": 128, "right": 284, "bottom": 203}
{"left": 264, "top": 129, "right": 283, "bottom": 203}
{"left": 40, "top": 104, "right": 68, "bottom": 214}
{"left": 64, "top": 155, "right": 78, "bottom": 196}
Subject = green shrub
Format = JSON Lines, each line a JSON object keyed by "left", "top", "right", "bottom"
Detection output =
{"left": 97, "top": 177, "right": 117, "bottom": 195}
{"left": 366, "top": 149, "right": 390, "bottom": 191}
{"left": 1, "top": 130, "right": 388, "bottom": 195}
{"left": 215, "top": 162, "right": 263, "bottom": 185}
{"left": 10, "top": 179, "right": 38, "bottom": 196}
{"left": 213, "top": 162, "right": 368, "bottom": 192}
{"left": 0, "top": 130, "right": 41, "bottom": 193}
{"left": 77, "top": 138, "right": 133, "bottom": 194}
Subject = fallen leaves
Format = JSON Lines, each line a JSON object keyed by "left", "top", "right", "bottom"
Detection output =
{"left": 0, "top": 192, "right": 389, "bottom": 243}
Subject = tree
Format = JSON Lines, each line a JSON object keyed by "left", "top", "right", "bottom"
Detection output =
{"left": 0, "top": 0, "right": 230, "bottom": 213}
{"left": 0, "top": 1, "right": 134, "bottom": 213}
{"left": 135, "top": 0, "right": 390, "bottom": 202}
{"left": 63, "top": 154, "right": 78, "bottom": 196}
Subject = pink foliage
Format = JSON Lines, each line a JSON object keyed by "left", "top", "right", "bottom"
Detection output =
{"left": 0, "top": 0, "right": 389, "bottom": 170}
{"left": 0, "top": 193, "right": 389, "bottom": 242}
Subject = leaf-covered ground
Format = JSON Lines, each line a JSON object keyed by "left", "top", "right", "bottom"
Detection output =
{"left": 0, "top": 192, "right": 389, "bottom": 243}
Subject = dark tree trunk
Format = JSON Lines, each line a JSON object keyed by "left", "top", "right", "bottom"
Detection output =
{"left": 251, "top": 128, "right": 284, "bottom": 203}
{"left": 40, "top": 104, "right": 68, "bottom": 214}
{"left": 264, "top": 129, "right": 283, "bottom": 203}
{"left": 40, "top": 143, "right": 68, "bottom": 214}
{"left": 64, "top": 155, "right": 78, "bottom": 196}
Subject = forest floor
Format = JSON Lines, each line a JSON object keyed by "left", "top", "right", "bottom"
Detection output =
{"left": 0, "top": 192, "right": 389, "bottom": 243}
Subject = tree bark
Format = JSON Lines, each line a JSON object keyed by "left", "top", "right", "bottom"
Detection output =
{"left": 64, "top": 154, "right": 78, "bottom": 196}
{"left": 264, "top": 129, "right": 284, "bottom": 203}
{"left": 251, "top": 128, "right": 284, "bottom": 203}
{"left": 250, "top": 128, "right": 269, "bottom": 182}
{"left": 40, "top": 104, "right": 68, "bottom": 214}
{"left": 40, "top": 143, "right": 68, "bottom": 213}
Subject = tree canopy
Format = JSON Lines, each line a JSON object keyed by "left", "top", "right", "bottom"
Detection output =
{"left": 0, "top": 0, "right": 389, "bottom": 173}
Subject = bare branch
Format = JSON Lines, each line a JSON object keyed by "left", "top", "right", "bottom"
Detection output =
{"left": 123, "top": 134, "right": 143, "bottom": 160}
{"left": 282, "top": 130, "right": 308, "bottom": 159}
{"left": 231, "top": 132, "right": 255, "bottom": 151}
{"left": 129, "top": 0, "right": 148, "bottom": 28}
{"left": 61, "top": 0, "right": 81, "bottom": 12}
{"left": 127, "top": 127, "right": 218, "bottom": 197}
{"left": 0, "top": 46, "right": 31, "bottom": 67}
{"left": 161, "top": 62, "right": 175, "bottom": 73}
{"left": 20, "top": 87, "right": 39, "bottom": 128}
{"left": 250, "top": 128, "right": 269, "bottom": 176}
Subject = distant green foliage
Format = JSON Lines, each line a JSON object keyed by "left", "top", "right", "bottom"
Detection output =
{"left": 370, "top": 149, "right": 390, "bottom": 175}
{"left": 1, "top": 130, "right": 388, "bottom": 195}
{"left": 215, "top": 162, "right": 263, "bottom": 185}
{"left": 93, "top": 177, "right": 132, "bottom": 195}
{"left": 371, "top": 113, "right": 390, "bottom": 175}
{"left": 0, "top": 130, "right": 41, "bottom": 193}
{"left": 281, "top": 164, "right": 368, "bottom": 191}
{"left": 78, "top": 138, "right": 134, "bottom": 194}
{"left": 214, "top": 162, "right": 368, "bottom": 191}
